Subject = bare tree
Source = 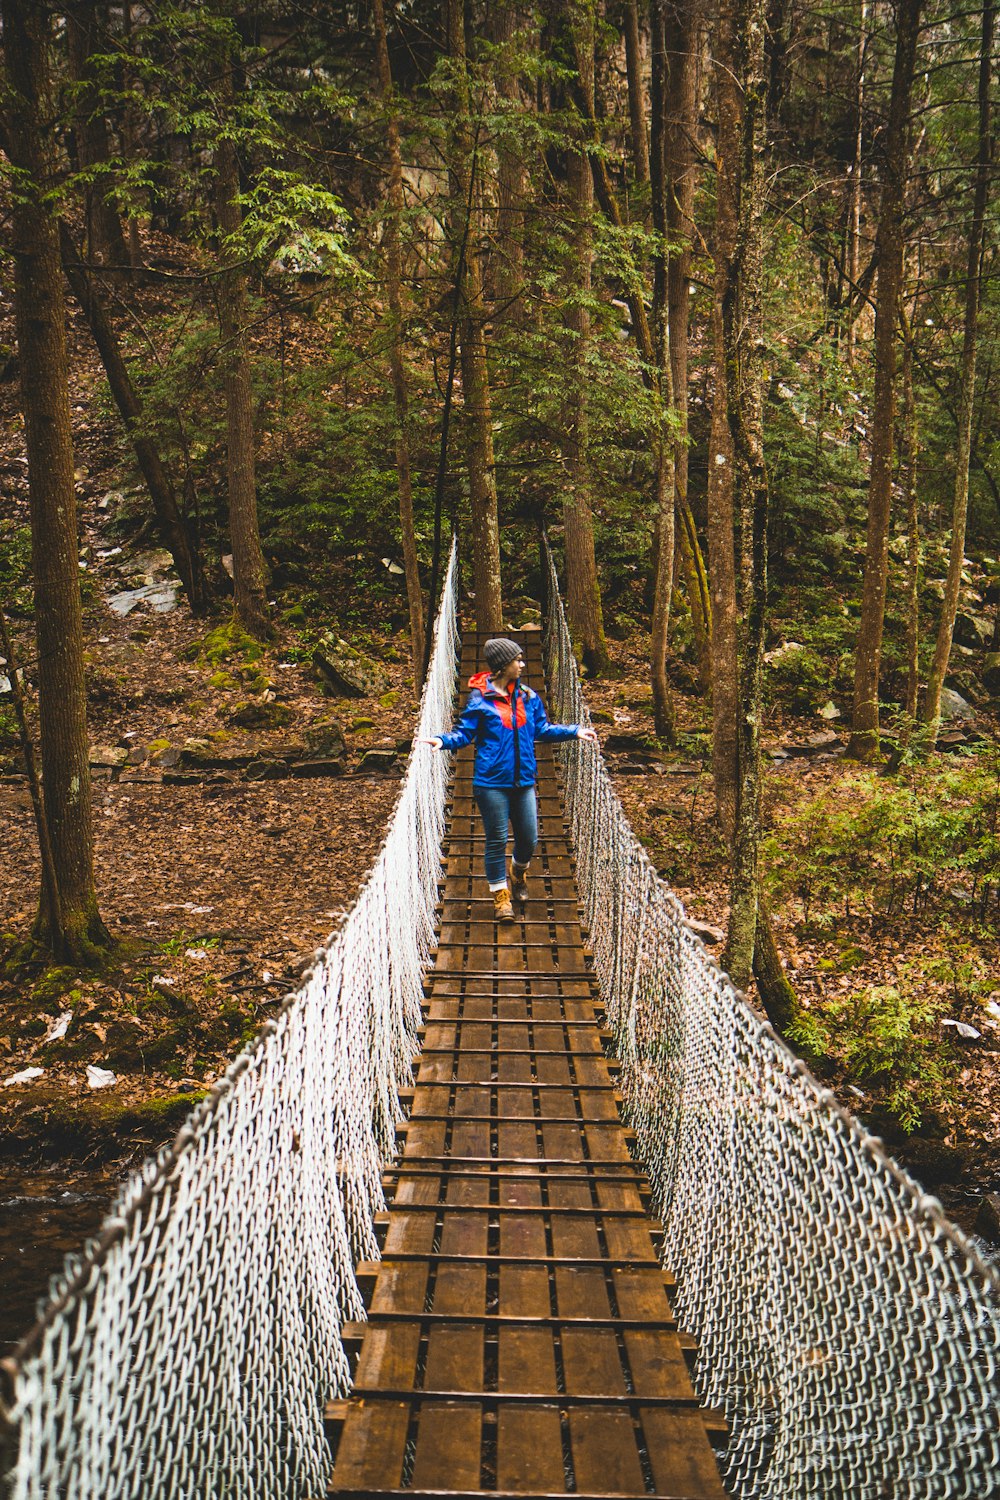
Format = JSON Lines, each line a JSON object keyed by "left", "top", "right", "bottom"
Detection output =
{"left": 213, "top": 50, "right": 272, "bottom": 641}
{"left": 923, "top": 0, "right": 994, "bottom": 733}
{"left": 372, "top": 0, "right": 425, "bottom": 685}
{"left": 848, "top": 0, "right": 922, "bottom": 760}
{"left": 562, "top": 2, "right": 610, "bottom": 674}
{"left": 2, "top": 0, "right": 111, "bottom": 962}
{"left": 446, "top": 0, "right": 503, "bottom": 632}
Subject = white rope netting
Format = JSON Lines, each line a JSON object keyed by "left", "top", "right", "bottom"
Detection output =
{"left": 543, "top": 540, "right": 1000, "bottom": 1500}
{"left": 2, "top": 542, "right": 459, "bottom": 1500}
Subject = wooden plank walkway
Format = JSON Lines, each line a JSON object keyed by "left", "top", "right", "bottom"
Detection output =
{"left": 327, "top": 629, "right": 727, "bottom": 1499}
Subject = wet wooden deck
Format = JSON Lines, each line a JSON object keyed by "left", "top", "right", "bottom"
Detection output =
{"left": 326, "top": 629, "right": 727, "bottom": 1499}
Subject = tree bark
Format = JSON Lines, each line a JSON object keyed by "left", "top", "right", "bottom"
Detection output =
{"left": 623, "top": 0, "right": 651, "bottom": 189}
{"left": 0, "top": 608, "right": 62, "bottom": 952}
{"left": 372, "top": 0, "right": 425, "bottom": 686}
{"left": 649, "top": 0, "right": 676, "bottom": 742}
{"left": 899, "top": 310, "right": 920, "bottom": 723}
{"left": 708, "top": 3, "right": 740, "bottom": 837}
{"left": 845, "top": 0, "right": 867, "bottom": 367}
{"left": 720, "top": 0, "right": 767, "bottom": 990}
{"left": 66, "top": 2, "right": 129, "bottom": 272}
{"left": 923, "top": 0, "right": 994, "bottom": 733}
{"left": 3, "top": 0, "right": 111, "bottom": 962}
{"left": 847, "top": 0, "right": 922, "bottom": 760}
{"left": 447, "top": 0, "right": 503, "bottom": 633}
{"left": 58, "top": 222, "right": 207, "bottom": 614}
{"left": 492, "top": 1, "right": 530, "bottom": 318}
{"left": 563, "top": 8, "right": 609, "bottom": 675}
{"left": 214, "top": 55, "right": 271, "bottom": 641}
{"left": 665, "top": 0, "right": 710, "bottom": 694}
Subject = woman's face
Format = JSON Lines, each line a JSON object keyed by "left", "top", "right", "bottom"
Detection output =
{"left": 497, "top": 653, "right": 524, "bottom": 687}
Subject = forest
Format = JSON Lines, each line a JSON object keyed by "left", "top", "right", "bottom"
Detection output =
{"left": 0, "top": 0, "right": 998, "bottom": 1344}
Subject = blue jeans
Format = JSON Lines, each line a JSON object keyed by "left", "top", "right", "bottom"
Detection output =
{"left": 473, "top": 784, "right": 538, "bottom": 885}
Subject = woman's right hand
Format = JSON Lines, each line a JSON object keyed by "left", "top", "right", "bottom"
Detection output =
{"left": 416, "top": 736, "right": 443, "bottom": 751}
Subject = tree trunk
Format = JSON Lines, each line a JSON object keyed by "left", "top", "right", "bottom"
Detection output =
{"left": 845, "top": 0, "right": 867, "bottom": 366}
{"left": 493, "top": 1, "right": 529, "bottom": 318}
{"left": 649, "top": 0, "right": 676, "bottom": 742}
{"left": 214, "top": 57, "right": 271, "bottom": 641}
{"left": 708, "top": 4, "right": 740, "bottom": 837}
{"left": 3, "top": 0, "right": 111, "bottom": 963}
{"left": 665, "top": 0, "right": 709, "bottom": 695}
{"left": 563, "top": 11, "right": 609, "bottom": 675}
{"left": 66, "top": 2, "right": 130, "bottom": 272}
{"left": 372, "top": 0, "right": 425, "bottom": 687}
{"left": 720, "top": 0, "right": 767, "bottom": 991}
{"left": 447, "top": 0, "right": 503, "bottom": 634}
{"left": 58, "top": 222, "right": 207, "bottom": 614}
{"left": 923, "top": 0, "right": 994, "bottom": 733}
{"left": 0, "top": 608, "right": 62, "bottom": 952}
{"left": 623, "top": 0, "right": 651, "bottom": 189}
{"left": 847, "top": 0, "right": 922, "bottom": 760}
{"left": 899, "top": 311, "right": 920, "bottom": 723}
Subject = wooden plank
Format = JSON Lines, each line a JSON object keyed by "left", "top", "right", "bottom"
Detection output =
{"left": 410, "top": 1405, "right": 482, "bottom": 1491}
{"left": 329, "top": 1402, "right": 410, "bottom": 1492}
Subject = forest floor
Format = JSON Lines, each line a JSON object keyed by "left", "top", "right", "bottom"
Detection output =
{"left": 0, "top": 243, "right": 998, "bottom": 1357}
{"left": 1, "top": 586, "right": 998, "bottom": 1230}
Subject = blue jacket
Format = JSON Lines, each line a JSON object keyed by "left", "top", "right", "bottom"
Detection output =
{"left": 439, "top": 671, "right": 579, "bottom": 787}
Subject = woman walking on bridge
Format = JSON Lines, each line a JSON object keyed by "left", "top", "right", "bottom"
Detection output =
{"left": 419, "top": 637, "right": 597, "bottom": 921}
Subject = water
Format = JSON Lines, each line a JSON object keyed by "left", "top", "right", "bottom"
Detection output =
{"left": 0, "top": 1163, "right": 127, "bottom": 1357}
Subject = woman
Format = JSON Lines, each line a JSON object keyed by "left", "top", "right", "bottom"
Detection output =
{"left": 418, "top": 637, "right": 598, "bottom": 921}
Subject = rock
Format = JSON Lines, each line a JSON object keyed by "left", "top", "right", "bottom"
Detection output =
{"left": 162, "top": 769, "right": 224, "bottom": 785}
{"left": 939, "top": 687, "right": 974, "bottom": 720}
{"left": 355, "top": 747, "right": 398, "bottom": 774}
{"left": 818, "top": 701, "right": 841, "bottom": 720}
{"left": 243, "top": 760, "right": 289, "bottom": 782}
{"left": 312, "top": 637, "right": 390, "bottom": 698}
{"left": 290, "top": 758, "right": 345, "bottom": 779}
{"left": 150, "top": 744, "right": 181, "bottom": 768}
{"left": 3, "top": 1066, "right": 44, "bottom": 1087}
{"left": 304, "top": 721, "right": 347, "bottom": 760}
{"left": 685, "top": 919, "right": 726, "bottom": 946}
{"left": 86, "top": 1065, "right": 117, "bottom": 1090}
{"left": 227, "top": 700, "right": 295, "bottom": 730}
{"left": 352, "top": 716, "right": 374, "bottom": 730}
{"left": 125, "top": 745, "right": 148, "bottom": 766}
{"left": 613, "top": 762, "right": 649, "bottom": 776}
{"left": 395, "top": 737, "right": 413, "bottom": 753}
{"left": 130, "top": 548, "right": 175, "bottom": 582}
{"left": 981, "top": 654, "right": 1000, "bottom": 695}
{"left": 785, "top": 731, "right": 844, "bottom": 756}
{"left": 89, "top": 745, "right": 128, "bottom": 769}
{"left": 107, "top": 581, "right": 180, "bottom": 616}
{"left": 973, "top": 1193, "right": 1000, "bottom": 1245}
{"left": 953, "top": 613, "right": 992, "bottom": 649}
{"left": 590, "top": 709, "right": 615, "bottom": 724}
{"left": 272, "top": 739, "right": 309, "bottom": 763}
{"left": 941, "top": 1018, "right": 981, "bottom": 1041}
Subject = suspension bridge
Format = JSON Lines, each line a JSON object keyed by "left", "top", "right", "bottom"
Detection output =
{"left": 2, "top": 541, "right": 999, "bottom": 1500}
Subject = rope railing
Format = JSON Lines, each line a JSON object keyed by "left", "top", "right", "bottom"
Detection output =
{"left": 543, "top": 540, "right": 1000, "bottom": 1500}
{"left": 2, "top": 541, "right": 460, "bottom": 1500}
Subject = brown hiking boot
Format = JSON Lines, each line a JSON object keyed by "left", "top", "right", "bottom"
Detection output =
{"left": 493, "top": 886, "right": 515, "bottom": 923}
{"left": 510, "top": 860, "right": 529, "bottom": 904}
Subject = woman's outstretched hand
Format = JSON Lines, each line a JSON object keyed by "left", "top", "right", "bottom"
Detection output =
{"left": 416, "top": 735, "right": 444, "bottom": 751}
{"left": 576, "top": 727, "right": 599, "bottom": 745}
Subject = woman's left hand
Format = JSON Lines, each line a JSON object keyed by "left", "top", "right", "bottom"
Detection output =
{"left": 576, "top": 727, "right": 599, "bottom": 745}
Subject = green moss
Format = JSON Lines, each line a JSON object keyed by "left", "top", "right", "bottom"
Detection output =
{"left": 29, "top": 966, "right": 81, "bottom": 1004}
{"left": 379, "top": 690, "right": 400, "bottom": 708}
{"left": 199, "top": 619, "right": 264, "bottom": 667}
{"left": 208, "top": 670, "right": 237, "bottom": 691}
{"left": 281, "top": 604, "right": 308, "bottom": 625}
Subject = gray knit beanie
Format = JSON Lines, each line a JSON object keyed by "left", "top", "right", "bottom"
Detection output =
{"left": 484, "top": 638, "right": 522, "bottom": 674}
